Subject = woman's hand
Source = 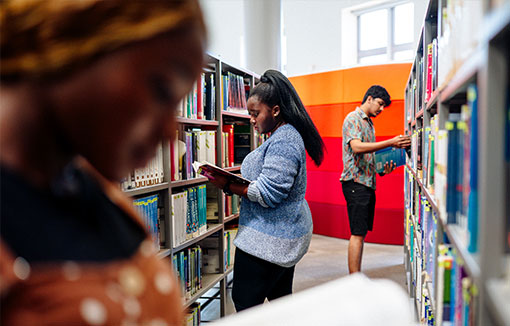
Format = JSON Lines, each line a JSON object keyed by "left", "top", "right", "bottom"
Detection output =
{"left": 205, "top": 172, "right": 229, "bottom": 190}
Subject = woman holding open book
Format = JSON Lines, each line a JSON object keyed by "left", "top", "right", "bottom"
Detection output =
{"left": 207, "top": 69, "right": 325, "bottom": 311}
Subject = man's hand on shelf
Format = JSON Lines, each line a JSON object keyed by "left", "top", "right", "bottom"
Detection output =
{"left": 391, "top": 135, "right": 411, "bottom": 148}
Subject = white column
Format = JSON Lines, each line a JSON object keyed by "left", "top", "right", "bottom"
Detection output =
{"left": 243, "top": 0, "right": 282, "bottom": 74}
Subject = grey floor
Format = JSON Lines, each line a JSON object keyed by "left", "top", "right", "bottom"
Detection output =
{"left": 200, "top": 234, "right": 408, "bottom": 322}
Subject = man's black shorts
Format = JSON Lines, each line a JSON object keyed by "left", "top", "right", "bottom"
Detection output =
{"left": 341, "top": 180, "right": 376, "bottom": 236}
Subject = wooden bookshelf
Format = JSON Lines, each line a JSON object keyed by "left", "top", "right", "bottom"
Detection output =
{"left": 404, "top": 1, "right": 510, "bottom": 325}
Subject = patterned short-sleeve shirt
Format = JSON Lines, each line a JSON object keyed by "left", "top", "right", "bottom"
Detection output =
{"left": 340, "top": 107, "right": 377, "bottom": 189}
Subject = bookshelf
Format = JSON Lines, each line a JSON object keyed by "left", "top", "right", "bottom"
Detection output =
{"left": 404, "top": 1, "right": 510, "bottom": 325}
{"left": 122, "top": 53, "right": 260, "bottom": 322}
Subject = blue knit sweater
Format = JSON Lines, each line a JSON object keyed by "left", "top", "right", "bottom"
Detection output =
{"left": 235, "top": 124, "right": 313, "bottom": 267}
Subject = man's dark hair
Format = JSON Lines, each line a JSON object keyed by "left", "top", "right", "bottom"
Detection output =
{"left": 361, "top": 85, "right": 391, "bottom": 107}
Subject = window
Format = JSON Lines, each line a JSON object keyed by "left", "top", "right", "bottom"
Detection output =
{"left": 356, "top": 1, "right": 414, "bottom": 64}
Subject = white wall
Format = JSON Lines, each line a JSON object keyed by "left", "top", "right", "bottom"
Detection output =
{"left": 283, "top": 0, "right": 427, "bottom": 77}
{"left": 282, "top": 0, "right": 359, "bottom": 77}
{"left": 199, "top": 0, "right": 246, "bottom": 68}
{"left": 200, "top": 0, "right": 427, "bottom": 77}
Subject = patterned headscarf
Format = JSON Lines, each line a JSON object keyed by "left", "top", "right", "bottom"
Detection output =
{"left": 0, "top": 0, "right": 206, "bottom": 82}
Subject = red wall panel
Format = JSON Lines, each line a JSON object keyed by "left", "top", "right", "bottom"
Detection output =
{"left": 292, "top": 63, "right": 411, "bottom": 245}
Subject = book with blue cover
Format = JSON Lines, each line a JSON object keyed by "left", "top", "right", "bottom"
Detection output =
{"left": 375, "top": 147, "right": 407, "bottom": 173}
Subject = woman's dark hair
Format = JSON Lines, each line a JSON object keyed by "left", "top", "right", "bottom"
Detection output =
{"left": 361, "top": 85, "right": 391, "bottom": 106}
{"left": 249, "top": 69, "right": 325, "bottom": 166}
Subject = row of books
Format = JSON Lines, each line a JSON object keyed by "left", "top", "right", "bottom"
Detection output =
{"left": 224, "top": 194, "right": 241, "bottom": 218}
{"left": 408, "top": 84, "right": 479, "bottom": 252}
{"left": 221, "top": 72, "right": 249, "bottom": 113}
{"left": 222, "top": 124, "right": 252, "bottom": 168}
{"left": 121, "top": 143, "right": 164, "bottom": 191}
{"left": 437, "top": 0, "right": 482, "bottom": 89}
{"left": 254, "top": 129, "right": 269, "bottom": 148}
{"left": 171, "top": 129, "right": 217, "bottom": 181}
{"left": 172, "top": 245, "right": 203, "bottom": 300}
{"left": 185, "top": 302, "right": 201, "bottom": 326}
{"left": 408, "top": 37, "right": 439, "bottom": 123}
{"left": 224, "top": 227, "right": 238, "bottom": 270}
{"left": 133, "top": 194, "right": 160, "bottom": 250}
{"left": 171, "top": 185, "right": 208, "bottom": 247}
{"left": 177, "top": 72, "right": 216, "bottom": 121}
{"left": 436, "top": 244, "right": 478, "bottom": 326}
{"left": 199, "top": 227, "right": 238, "bottom": 273}
{"left": 405, "top": 169, "right": 479, "bottom": 326}
{"left": 406, "top": 193, "right": 434, "bottom": 324}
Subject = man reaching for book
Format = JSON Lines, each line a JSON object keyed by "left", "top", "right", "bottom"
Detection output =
{"left": 340, "top": 85, "right": 411, "bottom": 274}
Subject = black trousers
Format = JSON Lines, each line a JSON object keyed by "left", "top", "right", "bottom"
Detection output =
{"left": 232, "top": 248, "right": 295, "bottom": 312}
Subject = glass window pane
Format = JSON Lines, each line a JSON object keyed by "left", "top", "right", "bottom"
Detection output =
{"left": 359, "top": 53, "right": 387, "bottom": 65}
{"left": 393, "top": 49, "right": 414, "bottom": 61}
{"left": 359, "top": 9, "right": 388, "bottom": 51}
{"left": 394, "top": 2, "right": 414, "bottom": 45}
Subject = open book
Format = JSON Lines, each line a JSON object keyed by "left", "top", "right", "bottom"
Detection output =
{"left": 375, "top": 147, "right": 407, "bottom": 173}
{"left": 192, "top": 161, "right": 251, "bottom": 185}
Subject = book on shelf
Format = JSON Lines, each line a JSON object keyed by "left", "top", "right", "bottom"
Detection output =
{"left": 223, "top": 124, "right": 234, "bottom": 167}
{"left": 234, "top": 124, "right": 251, "bottom": 164}
{"left": 192, "top": 161, "right": 251, "bottom": 185}
{"left": 506, "top": 87, "right": 510, "bottom": 254}
{"left": 133, "top": 194, "right": 160, "bottom": 250}
{"left": 374, "top": 147, "right": 407, "bottom": 174}
{"left": 464, "top": 84, "right": 479, "bottom": 253}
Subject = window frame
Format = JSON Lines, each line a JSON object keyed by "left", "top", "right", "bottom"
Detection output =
{"left": 355, "top": 1, "right": 414, "bottom": 64}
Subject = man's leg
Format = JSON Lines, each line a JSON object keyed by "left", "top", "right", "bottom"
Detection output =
{"left": 348, "top": 234, "right": 365, "bottom": 273}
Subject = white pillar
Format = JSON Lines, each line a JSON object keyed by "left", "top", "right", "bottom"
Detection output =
{"left": 243, "top": 0, "right": 281, "bottom": 74}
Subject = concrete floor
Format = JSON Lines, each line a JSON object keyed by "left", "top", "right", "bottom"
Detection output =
{"left": 200, "top": 234, "right": 408, "bottom": 322}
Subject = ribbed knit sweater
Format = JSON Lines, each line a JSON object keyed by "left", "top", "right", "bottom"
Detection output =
{"left": 235, "top": 124, "right": 313, "bottom": 267}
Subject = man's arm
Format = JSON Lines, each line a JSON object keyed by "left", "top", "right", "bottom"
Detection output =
{"left": 350, "top": 135, "right": 411, "bottom": 154}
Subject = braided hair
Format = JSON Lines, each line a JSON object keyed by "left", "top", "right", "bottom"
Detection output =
{"left": 250, "top": 69, "right": 325, "bottom": 166}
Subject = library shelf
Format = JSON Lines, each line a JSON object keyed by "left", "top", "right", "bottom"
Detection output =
{"left": 440, "top": 49, "right": 483, "bottom": 103}
{"left": 221, "top": 110, "right": 250, "bottom": 120}
{"left": 404, "top": 2, "right": 510, "bottom": 324}
{"left": 410, "top": 216, "right": 422, "bottom": 253}
{"left": 425, "top": 90, "right": 440, "bottom": 111}
{"left": 124, "top": 182, "right": 169, "bottom": 197}
{"left": 415, "top": 108, "right": 424, "bottom": 120}
{"left": 184, "top": 273, "right": 225, "bottom": 309}
{"left": 224, "top": 213, "right": 239, "bottom": 224}
{"left": 425, "top": 281, "right": 435, "bottom": 314}
{"left": 442, "top": 223, "right": 481, "bottom": 281}
{"left": 156, "top": 249, "right": 171, "bottom": 259}
{"left": 123, "top": 52, "right": 261, "bottom": 320}
{"left": 170, "top": 176, "right": 209, "bottom": 188}
{"left": 482, "top": 2, "right": 510, "bottom": 44}
{"left": 172, "top": 223, "right": 223, "bottom": 253}
{"left": 486, "top": 278, "right": 510, "bottom": 326}
{"left": 176, "top": 117, "right": 219, "bottom": 126}
{"left": 406, "top": 164, "right": 439, "bottom": 216}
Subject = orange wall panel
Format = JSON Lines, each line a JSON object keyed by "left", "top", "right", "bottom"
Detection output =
{"left": 306, "top": 100, "right": 405, "bottom": 138}
{"left": 290, "top": 63, "right": 411, "bottom": 106}
{"left": 341, "top": 64, "right": 411, "bottom": 103}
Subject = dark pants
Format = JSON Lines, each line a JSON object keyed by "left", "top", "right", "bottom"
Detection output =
{"left": 342, "top": 180, "right": 376, "bottom": 236}
{"left": 232, "top": 248, "right": 295, "bottom": 312}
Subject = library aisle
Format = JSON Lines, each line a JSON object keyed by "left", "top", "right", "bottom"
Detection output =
{"left": 200, "top": 234, "right": 408, "bottom": 322}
